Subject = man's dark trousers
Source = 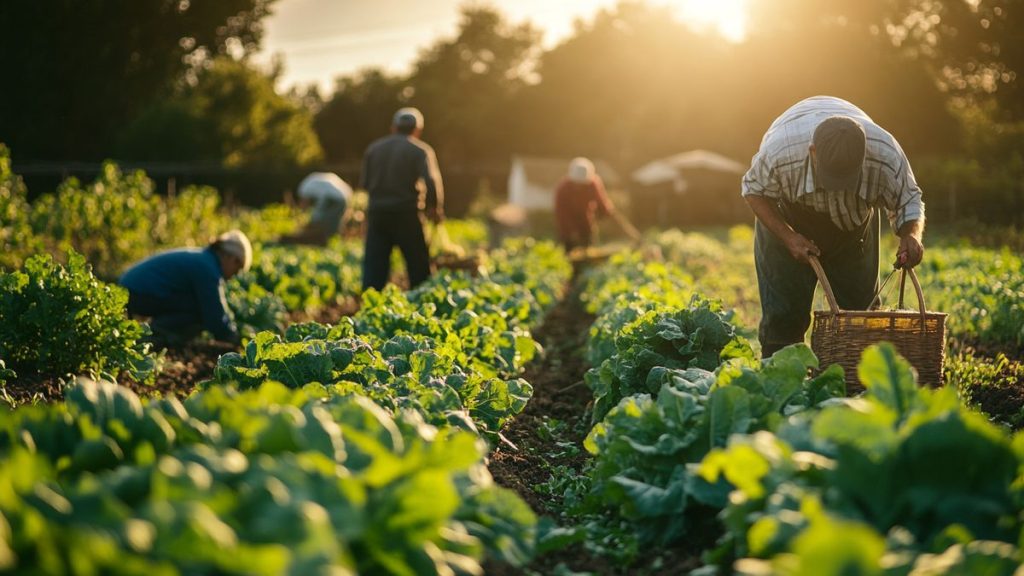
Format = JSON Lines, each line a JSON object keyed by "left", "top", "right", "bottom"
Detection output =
{"left": 362, "top": 209, "right": 432, "bottom": 291}
{"left": 755, "top": 206, "right": 880, "bottom": 358}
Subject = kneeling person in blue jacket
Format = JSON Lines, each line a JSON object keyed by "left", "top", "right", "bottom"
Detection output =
{"left": 119, "top": 230, "right": 252, "bottom": 347}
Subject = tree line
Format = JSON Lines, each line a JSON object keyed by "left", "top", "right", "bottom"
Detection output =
{"left": 1, "top": 0, "right": 1021, "bottom": 223}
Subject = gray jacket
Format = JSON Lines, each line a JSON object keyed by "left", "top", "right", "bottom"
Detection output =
{"left": 360, "top": 134, "right": 443, "bottom": 212}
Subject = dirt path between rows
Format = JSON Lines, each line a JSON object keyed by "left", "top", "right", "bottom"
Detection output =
{"left": 487, "top": 289, "right": 704, "bottom": 575}
{"left": 488, "top": 289, "right": 595, "bottom": 516}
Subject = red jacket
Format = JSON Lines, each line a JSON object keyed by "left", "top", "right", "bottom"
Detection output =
{"left": 554, "top": 175, "right": 614, "bottom": 244}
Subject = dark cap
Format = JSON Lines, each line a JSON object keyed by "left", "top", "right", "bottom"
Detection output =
{"left": 812, "top": 115, "right": 866, "bottom": 191}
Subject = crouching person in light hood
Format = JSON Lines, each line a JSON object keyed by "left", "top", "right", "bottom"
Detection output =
{"left": 119, "top": 230, "right": 252, "bottom": 347}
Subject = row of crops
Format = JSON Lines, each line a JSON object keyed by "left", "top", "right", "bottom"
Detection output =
{"left": 648, "top": 227, "right": 1024, "bottom": 357}
{"left": 634, "top": 228, "right": 1024, "bottom": 433}
{"left": 2, "top": 147, "right": 1023, "bottom": 573}
{"left": 0, "top": 235, "right": 572, "bottom": 574}
{"left": 0, "top": 147, "right": 491, "bottom": 355}
{"left": 527, "top": 249, "right": 1023, "bottom": 573}
{"left": 3, "top": 147, "right": 1019, "bottom": 369}
{"left": 4, "top": 235, "right": 1020, "bottom": 574}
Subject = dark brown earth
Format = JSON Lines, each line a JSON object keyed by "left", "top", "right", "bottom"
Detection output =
{"left": 488, "top": 290, "right": 595, "bottom": 513}
{"left": 1, "top": 301, "right": 356, "bottom": 406}
{"left": 959, "top": 355, "right": 1024, "bottom": 430}
{"left": 286, "top": 297, "right": 359, "bottom": 326}
{"left": 969, "top": 382, "right": 1024, "bottom": 429}
{"left": 1, "top": 372, "right": 64, "bottom": 406}
{"left": 948, "top": 341, "right": 1024, "bottom": 430}
{"left": 138, "top": 340, "right": 238, "bottom": 398}
{"left": 0, "top": 340, "right": 235, "bottom": 406}
{"left": 950, "top": 337, "right": 1024, "bottom": 365}
{"left": 485, "top": 288, "right": 705, "bottom": 575}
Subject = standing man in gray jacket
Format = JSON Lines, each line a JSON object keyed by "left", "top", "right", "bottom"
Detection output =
{"left": 360, "top": 107, "right": 444, "bottom": 291}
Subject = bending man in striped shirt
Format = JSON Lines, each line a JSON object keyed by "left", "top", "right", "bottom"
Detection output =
{"left": 741, "top": 95, "right": 925, "bottom": 358}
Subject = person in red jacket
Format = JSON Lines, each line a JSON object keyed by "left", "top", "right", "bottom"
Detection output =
{"left": 554, "top": 157, "right": 639, "bottom": 250}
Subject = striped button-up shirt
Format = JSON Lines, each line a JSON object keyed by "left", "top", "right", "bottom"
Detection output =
{"left": 741, "top": 96, "right": 924, "bottom": 232}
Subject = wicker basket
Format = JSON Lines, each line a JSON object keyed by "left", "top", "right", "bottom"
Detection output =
{"left": 427, "top": 222, "right": 486, "bottom": 277}
{"left": 568, "top": 246, "right": 615, "bottom": 265}
{"left": 809, "top": 256, "right": 947, "bottom": 391}
{"left": 432, "top": 253, "right": 486, "bottom": 277}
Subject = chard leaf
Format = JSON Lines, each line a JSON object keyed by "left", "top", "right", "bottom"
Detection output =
{"left": 857, "top": 343, "right": 920, "bottom": 420}
{"left": 610, "top": 474, "right": 686, "bottom": 519}
{"left": 707, "top": 386, "right": 753, "bottom": 450}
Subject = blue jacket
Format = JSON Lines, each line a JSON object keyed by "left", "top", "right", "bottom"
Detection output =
{"left": 119, "top": 248, "right": 238, "bottom": 342}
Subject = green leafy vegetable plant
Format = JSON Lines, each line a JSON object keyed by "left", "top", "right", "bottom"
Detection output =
{"left": 583, "top": 345, "right": 844, "bottom": 546}
{"left": 0, "top": 378, "right": 537, "bottom": 574}
{"left": 586, "top": 296, "right": 754, "bottom": 422}
{"left": 698, "top": 344, "right": 1024, "bottom": 573}
{"left": 0, "top": 251, "right": 151, "bottom": 382}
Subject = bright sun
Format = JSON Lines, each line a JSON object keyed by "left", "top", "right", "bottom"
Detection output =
{"left": 662, "top": 0, "right": 750, "bottom": 42}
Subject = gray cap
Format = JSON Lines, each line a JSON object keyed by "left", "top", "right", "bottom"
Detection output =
{"left": 813, "top": 115, "right": 866, "bottom": 191}
{"left": 392, "top": 107, "right": 424, "bottom": 130}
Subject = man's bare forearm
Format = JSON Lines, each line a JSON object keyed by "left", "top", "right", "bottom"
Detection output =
{"left": 745, "top": 195, "right": 796, "bottom": 243}
{"left": 745, "top": 195, "right": 820, "bottom": 262}
{"left": 896, "top": 218, "right": 925, "bottom": 268}
{"left": 898, "top": 218, "right": 924, "bottom": 239}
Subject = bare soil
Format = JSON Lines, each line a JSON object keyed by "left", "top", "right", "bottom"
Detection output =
{"left": 969, "top": 381, "right": 1024, "bottom": 429}
{"left": 961, "top": 357, "right": 1024, "bottom": 430}
{"left": 286, "top": 298, "right": 360, "bottom": 326}
{"left": 485, "top": 289, "right": 705, "bottom": 575}
{"left": 1, "top": 301, "right": 357, "bottom": 406}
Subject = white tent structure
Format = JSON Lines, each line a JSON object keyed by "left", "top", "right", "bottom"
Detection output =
{"left": 631, "top": 149, "right": 746, "bottom": 186}
{"left": 630, "top": 149, "right": 749, "bottom": 227}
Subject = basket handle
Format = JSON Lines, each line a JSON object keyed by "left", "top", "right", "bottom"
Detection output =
{"left": 807, "top": 255, "right": 840, "bottom": 315}
{"left": 898, "top": 267, "right": 929, "bottom": 324}
{"left": 810, "top": 255, "right": 929, "bottom": 323}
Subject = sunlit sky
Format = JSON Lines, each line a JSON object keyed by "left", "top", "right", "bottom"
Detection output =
{"left": 259, "top": 0, "right": 749, "bottom": 90}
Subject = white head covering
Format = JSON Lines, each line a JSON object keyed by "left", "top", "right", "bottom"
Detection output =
{"left": 214, "top": 229, "right": 252, "bottom": 272}
{"left": 298, "top": 172, "right": 353, "bottom": 202}
{"left": 393, "top": 107, "right": 425, "bottom": 130}
{"left": 568, "top": 157, "right": 595, "bottom": 184}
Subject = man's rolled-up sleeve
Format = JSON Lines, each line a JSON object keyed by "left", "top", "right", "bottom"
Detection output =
{"left": 742, "top": 149, "right": 781, "bottom": 199}
{"left": 884, "top": 153, "right": 925, "bottom": 231}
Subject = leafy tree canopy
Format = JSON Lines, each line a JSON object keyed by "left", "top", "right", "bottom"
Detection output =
{"left": 0, "top": 0, "right": 278, "bottom": 161}
{"left": 118, "top": 57, "right": 322, "bottom": 170}
{"left": 315, "top": 6, "right": 542, "bottom": 165}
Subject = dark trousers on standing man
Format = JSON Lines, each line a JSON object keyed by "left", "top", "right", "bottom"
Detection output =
{"left": 755, "top": 204, "right": 880, "bottom": 358}
{"left": 362, "top": 209, "right": 432, "bottom": 291}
